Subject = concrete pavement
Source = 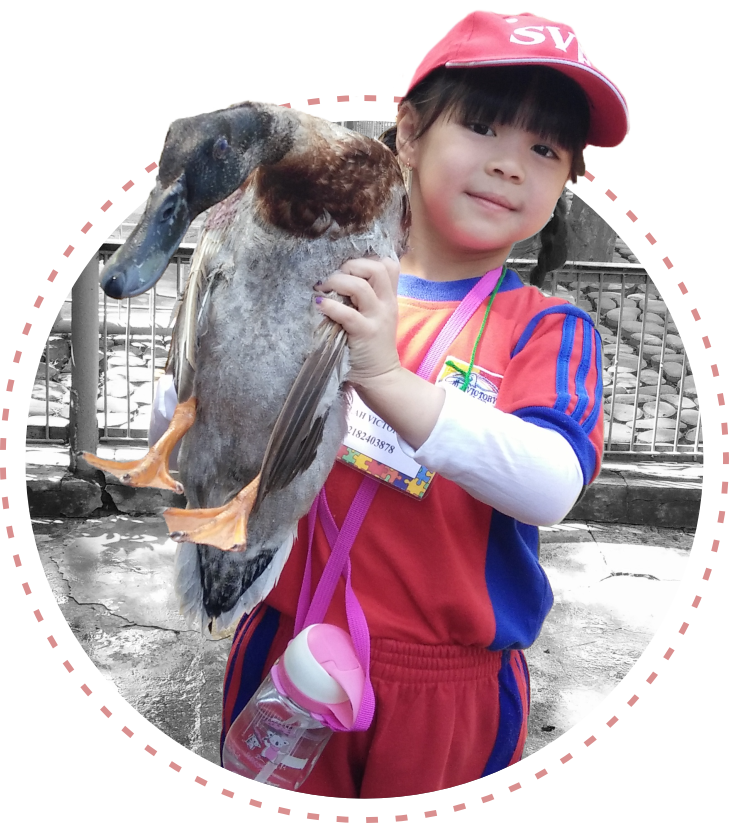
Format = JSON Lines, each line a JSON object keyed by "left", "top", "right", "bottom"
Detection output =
{"left": 523, "top": 520, "right": 691, "bottom": 757}
{"left": 33, "top": 509, "right": 694, "bottom": 767}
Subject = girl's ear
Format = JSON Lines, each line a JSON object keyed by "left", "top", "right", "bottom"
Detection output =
{"left": 396, "top": 104, "right": 419, "bottom": 167}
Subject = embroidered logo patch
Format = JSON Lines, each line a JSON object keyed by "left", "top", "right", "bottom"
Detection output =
{"left": 436, "top": 356, "right": 503, "bottom": 405}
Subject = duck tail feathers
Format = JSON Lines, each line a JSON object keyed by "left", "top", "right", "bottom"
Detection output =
{"left": 173, "top": 533, "right": 296, "bottom": 639}
{"left": 173, "top": 541, "right": 208, "bottom": 633}
{"left": 212, "top": 532, "right": 296, "bottom": 637}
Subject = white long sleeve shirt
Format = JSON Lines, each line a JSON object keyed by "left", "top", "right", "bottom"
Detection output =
{"left": 399, "top": 383, "right": 584, "bottom": 526}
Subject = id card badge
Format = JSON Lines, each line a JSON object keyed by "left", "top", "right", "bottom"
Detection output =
{"left": 336, "top": 390, "right": 435, "bottom": 499}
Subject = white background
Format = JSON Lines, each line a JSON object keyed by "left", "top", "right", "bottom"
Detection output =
{"left": 1, "top": 1, "right": 727, "bottom": 820}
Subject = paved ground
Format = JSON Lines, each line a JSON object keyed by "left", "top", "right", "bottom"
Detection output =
{"left": 523, "top": 520, "right": 692, "bottom": 757}
{"left": 32, "top": 508, "right": 694, "bottom": 767}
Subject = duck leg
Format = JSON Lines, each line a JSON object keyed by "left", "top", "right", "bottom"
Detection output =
{"left": 82, "top": 397, "right": 197, "bottom": 493}
{"left": 161, "top": 316, "right": 347, "bottom": 553}
{"left": 164, "top": 474, "right": 261, "bottom": 552}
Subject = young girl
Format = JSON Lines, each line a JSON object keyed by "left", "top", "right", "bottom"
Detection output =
{"left": 221, "top": 10, "right": 628, "bottom": 798}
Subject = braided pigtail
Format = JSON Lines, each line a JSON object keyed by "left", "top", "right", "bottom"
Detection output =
{"left": 378, "top": 125, "right": 398, "bottom": 155}
{"left": 529, "top": 193, "right": 569, "bottom": 288}
{"left": 379, "top": 123, "right": 413, "bottom": 198}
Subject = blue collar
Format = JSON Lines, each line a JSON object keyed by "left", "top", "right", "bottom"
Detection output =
{"left": 398, "top": 268, "right": 523, "bottom": 302}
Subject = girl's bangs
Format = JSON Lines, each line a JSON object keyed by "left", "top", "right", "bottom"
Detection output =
{"left": 415, "top": 67, "right": 590, "bottom": 154}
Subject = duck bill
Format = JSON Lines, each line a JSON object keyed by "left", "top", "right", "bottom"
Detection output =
{"left": 100, "top": 175, "right": 192, "bottom": 299}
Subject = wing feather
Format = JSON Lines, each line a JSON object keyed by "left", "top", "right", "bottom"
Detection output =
{"left": 167, "top": 211, "right": 235, "bottom": 403}
{"left": 254, "top": 316, "right": 347, "bottom": 511}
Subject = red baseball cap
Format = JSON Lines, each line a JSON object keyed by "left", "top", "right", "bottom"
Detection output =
{"left": 406, "top": 11, "right": 628, "bottom": 147}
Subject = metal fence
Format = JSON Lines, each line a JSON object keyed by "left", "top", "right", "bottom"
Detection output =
{"left": 509, "top": 259, "right": 700, "bottom": 456}
{"left": 29, "top": 251, "right": 701, "bottom": 456}
{"left": 28, "top": 242, "right": 194, "bottom": 445}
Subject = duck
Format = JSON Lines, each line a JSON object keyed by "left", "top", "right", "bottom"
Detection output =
{"left": 83, "top": 101, "right": 409, "bottom": 637}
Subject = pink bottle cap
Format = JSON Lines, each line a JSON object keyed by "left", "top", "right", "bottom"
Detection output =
{"left": 275, "top": 624, "right": 365, "bottom": 730}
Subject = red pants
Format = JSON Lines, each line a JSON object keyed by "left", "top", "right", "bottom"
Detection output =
{"left": 221, "top": 605, "right": 530, "bottom": 798}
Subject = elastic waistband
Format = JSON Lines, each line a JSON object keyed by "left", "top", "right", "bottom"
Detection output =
{"left": 369, "top": 637, "right": 505, "bottom": 684}
{"left": 271, "top": 610, "right": 508, "bottom": 684}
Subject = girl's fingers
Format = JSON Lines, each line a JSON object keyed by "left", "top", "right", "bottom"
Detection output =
{"left": 380, "top": 257, "right": 400, "bottom": 293}
{"left": 314, "top": 295, "right": 368, "bottom": 335}
{"left": 317, "top": 270, "right": 380, "bottom": 314}
{"left": 313, "top": 257, "right": 400, "bottom": 382}
{"left": 336, "top": 257, "right": 399, "bottom": 302}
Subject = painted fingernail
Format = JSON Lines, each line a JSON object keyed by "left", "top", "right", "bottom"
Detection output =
{"left": 315, "top": 296, "right": 323, "bottom": 304}
{"left": 314, "top": 280, "right": 323, "bottom": 286}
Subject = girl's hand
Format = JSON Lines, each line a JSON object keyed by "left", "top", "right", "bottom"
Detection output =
{"left": 315, "top": 256, "right": 445, "bottom": 450}
{"left": 314, "top": 257, "right": 401, "bottom": 389}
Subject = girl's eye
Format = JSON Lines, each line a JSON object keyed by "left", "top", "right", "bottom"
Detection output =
{"left": 532, "top": 143, "right": 558, "bottom": 159}
{"left": 466, "top": 122, "right": 495, "bottom": 136}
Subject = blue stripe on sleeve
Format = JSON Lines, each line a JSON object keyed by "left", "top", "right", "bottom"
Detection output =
{"left": 555, "top": 313, "right": 577, "bottom": 413}
{"left": 572, "top": 318, "right": 594, "bottom": 422}
{"left": 582, "top": 329, "right": 604, "bottom": 435}
{"left": 510, "top": 307, "right": 603, "bottom": 442}
{"left": 512, "top": 406, "right": 597, "bottom": 484}
{"left": 511, "top": 304, "right": 593, "bottom": 358}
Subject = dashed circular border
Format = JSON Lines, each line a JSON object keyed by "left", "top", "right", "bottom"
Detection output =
{"left": 3, "top": 93, "right": 726, "bottom": 818}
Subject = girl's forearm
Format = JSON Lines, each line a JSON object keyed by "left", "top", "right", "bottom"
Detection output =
{"left": 351, "top": 366, "right": 446, "bottom": 451}
{"left": 400, "top": 385, "right": 584, "bottom": 525}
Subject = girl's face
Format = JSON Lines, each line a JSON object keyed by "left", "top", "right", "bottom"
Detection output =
{"left": 401, "top": 109, "right": 573, "bottom": 265}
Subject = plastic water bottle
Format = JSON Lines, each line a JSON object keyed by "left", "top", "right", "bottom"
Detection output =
{"left": 222, "top": 624, "right": 364, "bottom": 791}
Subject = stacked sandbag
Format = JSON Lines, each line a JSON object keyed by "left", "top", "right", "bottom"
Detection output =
{"left": 29, "top": 335, "right": 171, "bottom": 437}
{"left": 558, "top": 278, "right": 700, "bottom": 451}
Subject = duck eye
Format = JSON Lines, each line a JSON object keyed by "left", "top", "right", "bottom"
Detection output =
{"left": 213, "top": 137, "right": 230, "bottom": 160}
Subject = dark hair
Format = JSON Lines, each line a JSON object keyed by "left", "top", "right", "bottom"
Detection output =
{"left": 528, "top": 192, "right": 569, "bottom": 288}
{"left": 379, "top": 65, "right": 590, "bottom": 285}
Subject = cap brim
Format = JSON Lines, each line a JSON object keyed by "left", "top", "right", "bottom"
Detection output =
{"left": 444, "top": 57, "right": 629, "bottom": 147}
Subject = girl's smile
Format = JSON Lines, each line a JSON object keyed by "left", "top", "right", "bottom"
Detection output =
{"left": 466, "top": 191, "right": 517, "bottom": 212}
{"left": 400, "top": 111, "right": 572, "bottom": 279}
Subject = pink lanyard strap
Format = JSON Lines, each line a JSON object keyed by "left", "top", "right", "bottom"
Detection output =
{"left": 295, "top": 265, "right": 505, "bottom": 731}
{"left": 416, "top": 266, "right": 505, "bottom": 379}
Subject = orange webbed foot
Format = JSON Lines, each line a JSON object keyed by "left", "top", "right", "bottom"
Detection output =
{"left": 164, "top": 475, "right": 261, "bottom": 552}
{"left": 81, "top": 396, "right": 196, "bottom": 493}
{"left": 82, "top": 451, "right": 183, "bottom": 493}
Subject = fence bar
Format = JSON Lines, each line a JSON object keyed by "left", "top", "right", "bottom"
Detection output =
{"left": 69, "top": 254, "right": 100, "bottom": 474}
{"left": 29, "top": 247, "right": 702, "bottom": 458}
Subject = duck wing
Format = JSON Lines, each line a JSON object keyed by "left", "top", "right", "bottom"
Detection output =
{"left": 167, "top": 199, "right": 240, "bottom": 403}
{"left": 254, "top": 314, "right": 347, "bottom": 511}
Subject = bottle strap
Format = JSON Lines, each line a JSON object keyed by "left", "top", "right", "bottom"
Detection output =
{"left": 295, "top": 482, "right": 378, "bottom": 732}
{"left": 295, "top": 265, "right": 506, "bottom": 732}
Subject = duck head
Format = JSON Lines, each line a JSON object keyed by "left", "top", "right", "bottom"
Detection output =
{"left": 101, "top": 103, "right": 296, "bottom": 299}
